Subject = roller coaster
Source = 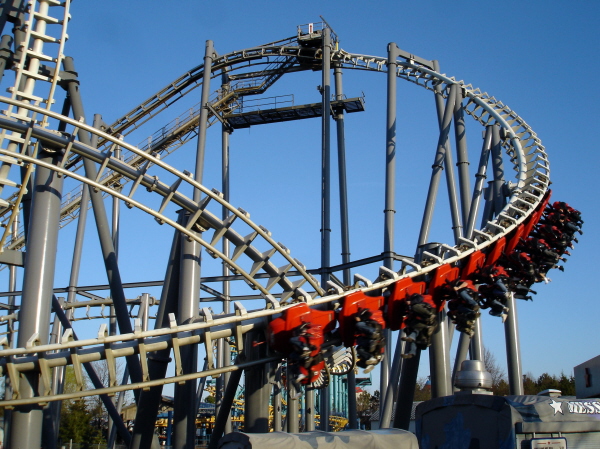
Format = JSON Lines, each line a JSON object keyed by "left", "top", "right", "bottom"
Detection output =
{"left": 0, "top": 2, "right": 582, "bottom": 449}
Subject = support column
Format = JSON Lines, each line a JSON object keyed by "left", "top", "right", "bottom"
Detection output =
{"left": 195, "top": 40, "right": 214, "bottom": 202}
{"left": 217, "top": 71, "right": 232, "bottom": 435}
{"left": 305, "top": 384, "right": 316, "bottom": 431}
{"left": 0, "top": 34, "right": 12, "bottom": 81}
{"left": 490, "top": 124, "right": 506, "bottom": 216}
{"left": 287, "top": 383, "right": 299, "bottom": 433}
{"left": 428, "top": 309, "right": 452, "bottom": 398}
{"left": 505, "top": 294, "right": 524, "bottom": 394}
{"left": 381, "top": 41, "right": 399, "bottom": 413}
{"left": 452, "top": 333, "right": 471, "bottom": 392}
{"left": 9, "top": 145, "right": 64, "bottom": 449}
{"left": 173, "top": 213, "right": 200, "bottom": 449}
{"left": 272, "top": 365, "right": 283, "bottom": 432}
{"left": 319, "top": 26, "right": 332, "bottom": 431}
{"left": 244, "top": 331, "right": 271, "bottom": 433}
{"left": 2, "top": 219, "right": 17, "bottom": 449}
{"left": 173, "top": 39, "right": 211, "bottom": 445}
{"left": 333, "top": 66, "right": 351, "bottom": 284}
{"left": 469, "top": 313, "right": 484, "bottom": 362}
{"left": 333, "top": 62, "right": 357, "bottom": 428}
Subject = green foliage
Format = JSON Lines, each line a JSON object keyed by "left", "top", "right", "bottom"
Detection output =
{"left": 205, "top": 394, "right": 216, "bottom": 404}
{"left": 58, "top": 366, "right": 106, "bottom": 448}
{"left": 356, "top": 389, "right": 380, "bottom": 429}
{"left": 59, "top": 398, "right": 103, "bottom": 446}
{"left": 523, "top": 372, "right": 575, "bottom": 396}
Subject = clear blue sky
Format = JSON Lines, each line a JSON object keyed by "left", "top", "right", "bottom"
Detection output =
{"left": 29, "top": 1, "right": 599, "bottom": 386}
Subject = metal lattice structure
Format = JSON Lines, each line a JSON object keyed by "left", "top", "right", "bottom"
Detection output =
{"left": 0, "top": 4, "right": 564, "bottom": 449}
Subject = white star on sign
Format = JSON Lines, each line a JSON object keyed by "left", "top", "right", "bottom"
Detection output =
{"left": 549, "top": 399, "right": 563, "bottom": 415}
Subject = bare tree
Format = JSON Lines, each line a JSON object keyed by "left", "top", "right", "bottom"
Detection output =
{"left": 483, "top": 347, "right": 508, "bottom": 395}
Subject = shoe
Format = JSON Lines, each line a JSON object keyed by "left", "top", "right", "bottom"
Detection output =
{"left": 296, "top": 373, "right": 307, "bottom": 382}
{"left": 364, "top": 365, "right": 376, "bottom": 374}
{"left": 501, "top": 314, "right": 507, "bottom": 323}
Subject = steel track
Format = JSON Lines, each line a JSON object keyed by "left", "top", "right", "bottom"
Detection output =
{"left": 0, "top": 33, "right": 549, "bottom": 407}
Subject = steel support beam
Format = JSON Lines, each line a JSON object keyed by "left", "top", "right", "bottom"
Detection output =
{"left": 208, "top": 359, "right": 243, "bottom": 449}
{"left": 50, "top": 297, "right": 132, "bottom": 445}
{"left": 393, "top": 350, "right": 420, "bottom": 430}
{"left": 415, "top": 81, "right": 457, "bottom": 260}
{"left": 379, "top": 332, "right": 404, "bottom": 428}
{"left": 130, "top": 213, "right": 183, "bottom": 449}
{"left": 62, "top": 57, "right": 143, "bottom": 387}
{"left": 465, "top": 126, "right": 493, "bottom": 239}
{"left": 9, "top": 146, "right": 64, "bottom": 449}
{"left": 427, "top": 68, "right": 458, "bottom": 398}
{"left": 453, "top": 86, "right": 471, "bottom": 227}
{"left": 431, "top": 65, "right": 463, "bottom": 244}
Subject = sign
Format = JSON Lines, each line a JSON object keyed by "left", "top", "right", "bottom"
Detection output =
{"left": 531, "top": 437, "right": 567, "bottom": 449}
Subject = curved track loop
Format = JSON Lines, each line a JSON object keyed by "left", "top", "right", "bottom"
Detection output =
{"left": 0, "top": 35, "right": 549, "bottom": 407}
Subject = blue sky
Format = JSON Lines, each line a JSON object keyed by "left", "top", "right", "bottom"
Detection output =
{"left": 12, "top": 1, "right": 598, "bottom": 389}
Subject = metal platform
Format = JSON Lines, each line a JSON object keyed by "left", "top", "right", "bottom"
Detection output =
{"left": 224, "top": 97, "right": 365, "bottom": 129}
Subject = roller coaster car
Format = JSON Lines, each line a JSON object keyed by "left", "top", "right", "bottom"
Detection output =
{"left": 337, "top": 291, "right": 385, "bottom": 347}
{"left": 386, "top": 278, "right": 427, "bottom": 330}
{"left": 505, "top": 223, "right": 525, "bottom": 255}
{"left": 428, "top": 264, "right": 460, "bottom": 308}
{"left": 460, "top": 250, "right": 486, "bottom": 281}
{"left": 485, "top": 237, "right": 506, "bottom": 266}
{"left": 267, "top": 303, "right": 336, "bottom": 355}
{"left": 523, "top": 190, "right": 552, "bottom": 237}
